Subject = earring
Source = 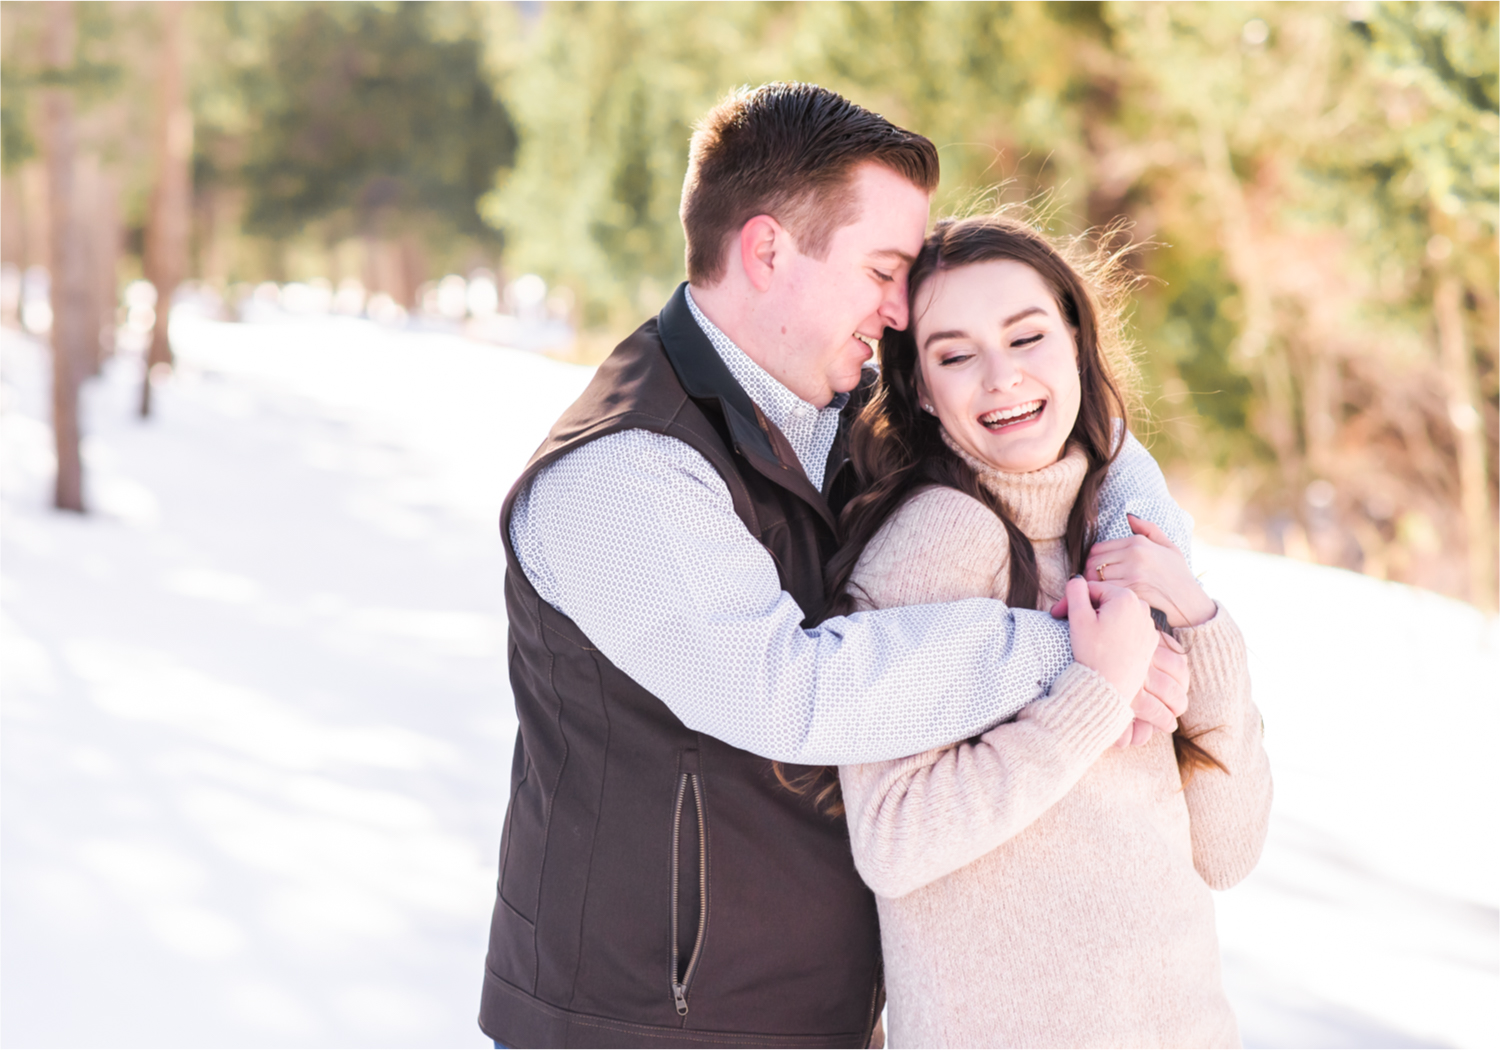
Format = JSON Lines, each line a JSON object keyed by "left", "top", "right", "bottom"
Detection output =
{"left": 922, "top": 403, "right": 936, "bottom": 414}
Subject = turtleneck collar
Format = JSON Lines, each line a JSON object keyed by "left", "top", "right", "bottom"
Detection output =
{"left": 940, "top": 429, "right": 1088, "bottom": 541}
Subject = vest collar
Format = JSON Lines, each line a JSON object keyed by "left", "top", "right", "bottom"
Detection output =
{"left": 659, "top": 284, "right": 775, "bottom": 461}
{"left": 659, "top": 283, "right": 839, "bottom": 532}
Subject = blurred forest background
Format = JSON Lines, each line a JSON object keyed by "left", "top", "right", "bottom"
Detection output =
{"left": 2, "top": 0, "right": 1496, "bottom": 609}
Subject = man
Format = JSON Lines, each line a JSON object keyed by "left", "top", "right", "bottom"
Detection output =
{"left": 480, "top": 83, "right": 1191, "bottom": 1048}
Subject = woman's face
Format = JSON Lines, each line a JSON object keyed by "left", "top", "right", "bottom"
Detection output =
{"left": 912, "top": 258, "right": 1082, "bottom": 474}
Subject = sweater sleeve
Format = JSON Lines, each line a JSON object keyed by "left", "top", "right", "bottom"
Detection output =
{"left": 842, "top": 664, "right": 1133, "bottom": 898}
{"left": 1173, "top": 603, "right": 1273, "bottom": 890}
{"left": 838, "top": 488, "right": 1135, "bottom": 899}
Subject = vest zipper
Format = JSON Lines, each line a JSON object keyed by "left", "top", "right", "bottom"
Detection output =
{"left": 670, "top": 771, "right": 708, "bottom": 1016}
{"left": 863, "top": 956, "right": 885, "bottom": 1049}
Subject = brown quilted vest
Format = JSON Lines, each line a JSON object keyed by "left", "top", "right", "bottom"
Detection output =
{"left": 479, "top": 285, "right": 881, "bottom": 1048}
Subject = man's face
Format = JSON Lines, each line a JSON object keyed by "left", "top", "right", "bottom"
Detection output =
{"left": 775, "top": 163, "right": 931, "bottom": 407}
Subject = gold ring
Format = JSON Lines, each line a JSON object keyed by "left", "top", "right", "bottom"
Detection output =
{"left": 1095, "top": 562, "right": 1109, "bottom": 580}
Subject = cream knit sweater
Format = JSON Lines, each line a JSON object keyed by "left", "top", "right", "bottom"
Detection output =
{"left": 839, "top": 443, "right": 1272, "bottom": 1049}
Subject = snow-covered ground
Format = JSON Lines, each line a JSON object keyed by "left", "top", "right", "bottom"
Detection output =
{"left": 2, "top": 317, "right": 1495, "bottom": 1049}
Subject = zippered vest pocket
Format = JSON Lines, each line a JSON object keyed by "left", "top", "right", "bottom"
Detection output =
{"left": 670, "top": 750, "right": 707, "bottom": 1016}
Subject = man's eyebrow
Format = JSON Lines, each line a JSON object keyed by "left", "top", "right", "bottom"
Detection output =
{"left": 870, "top": 248, "right": 917, "bottom": 264}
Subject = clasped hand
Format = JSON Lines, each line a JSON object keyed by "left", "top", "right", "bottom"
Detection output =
{"left": 1050, "top": 515, "right": 1207, "bottom": 748}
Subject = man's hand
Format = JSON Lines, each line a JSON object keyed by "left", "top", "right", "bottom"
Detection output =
{"left": 1085, "top": 514, "right": 1217, "bottom": 628}
{"left": 1143, "top": 631, "right": 1189, "bottom": 721}
{"left": 1052, "top": 585, "right": 1191, "bottom": 748}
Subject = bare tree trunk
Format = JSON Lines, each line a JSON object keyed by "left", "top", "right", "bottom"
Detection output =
{"left": 76, "top": 153, "right": 102, "bottom": 375}
{"left": 22, "top": 161, "right": 51, "bottom": 274}
{"left": 398, "top": 233, "right": 426, "bottom": 309}
{"left": 1435, "top": 275, "right": 1495, "bottom": 609}
{"left": 95, "top": 166, "right": 122, "bottom": 367}
{"left": 140, "top": 0, "right": 192, "bottom": 418}
{"left": 42, "top": 0, "right": 86, "bottom": 512}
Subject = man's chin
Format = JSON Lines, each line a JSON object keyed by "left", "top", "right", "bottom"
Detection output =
{"left": 828, "top": 370, "right": 868, "bottom": 400}
{"left": 830, "top": 355, "right": 875, "bottom": 396}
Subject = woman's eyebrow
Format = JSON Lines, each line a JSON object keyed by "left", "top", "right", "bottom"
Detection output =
{"left": 922, "top": 329, "right": 968, "bottom": 349}
{"left": 922, "top": 306, "right": 1051, "bottom": 350}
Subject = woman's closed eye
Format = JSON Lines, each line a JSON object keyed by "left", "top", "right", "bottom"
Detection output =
{"left": 1010, "top": 331, "right": 1045, "bottom": 348}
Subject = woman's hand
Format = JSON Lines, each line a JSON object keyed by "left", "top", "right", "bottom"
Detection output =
{"left": 1053, "top": 583, "right": 1189, "bottom": 746}
{"left": 1063, "top": 576, "right": 1160, "bottom": 708}
{"left": 1086, "top": 514, "right": 1217, "bottom": 629}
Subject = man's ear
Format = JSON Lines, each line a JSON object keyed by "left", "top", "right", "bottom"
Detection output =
{"left": 738, "top": 214, "right": 783, "bottom": 293}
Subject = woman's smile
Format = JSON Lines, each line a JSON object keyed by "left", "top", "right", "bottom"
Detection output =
{"left": 914, "top": 259, "right": 1082, "bottom": 474}
{"left": 977, "top": 399, "right": 1047, "bottom": 432}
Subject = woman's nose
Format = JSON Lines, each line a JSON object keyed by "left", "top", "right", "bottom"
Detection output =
{"left": 982, "top": 350, "right": 1022, "bottom": 392}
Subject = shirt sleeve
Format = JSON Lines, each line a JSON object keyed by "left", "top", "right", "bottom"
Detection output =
{"left": 508, "top": 429, "right": 1076, "bottom": 766}
{"left": 1097, "top": 428, "right": 1195, "bottom": 567}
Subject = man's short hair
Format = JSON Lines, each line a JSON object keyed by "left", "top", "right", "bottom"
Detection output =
{"left": 680, "top": 82, "right": 940, "bottom": 285}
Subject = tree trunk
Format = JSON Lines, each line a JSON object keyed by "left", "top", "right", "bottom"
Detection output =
{"left": 198, "top": 185, "right": 227, "bottom": 291}
{"left": 399, "top": 233, "right": 427, "bottom": 309}
{"left": 75, "top": 153, "right": 103, "bottom": 375}
{"left": 42, "top": 0, "right": 86, "bottom": 513}
{"left": 140, "top": 0, "right": 192, "bottom": 418}
{"left": 95, "top": 166, "right": 122, "bottom": 367}
{"left": 1435, "top": 275, "right": 1495, "bottom": 609}
{"left": 21, "top": 161, "right": 51, "bottom": 274}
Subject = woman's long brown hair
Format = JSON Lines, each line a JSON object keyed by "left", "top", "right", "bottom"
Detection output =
{"left": 776, "top": 214, "right": 1224, "bottom": 815}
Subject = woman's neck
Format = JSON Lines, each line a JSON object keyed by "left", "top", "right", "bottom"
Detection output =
{"left": 940, "top": 429, "right": 1087, "bottom": 542}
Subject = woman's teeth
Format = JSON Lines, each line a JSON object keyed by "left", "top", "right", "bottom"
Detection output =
{"left": 979, "top": 400, "right": 1045, "bottom": 429}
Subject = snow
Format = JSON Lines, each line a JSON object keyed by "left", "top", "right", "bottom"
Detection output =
{"left": 1193, "top": 545, "right": 1498, "bottom": 1048}
{"left": 2, "top": 317, "right": 1496, "bottom": 1049}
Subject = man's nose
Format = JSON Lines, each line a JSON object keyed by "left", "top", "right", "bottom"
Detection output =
{"left": 880, "top": 280, "right": 909, "bottom": 332}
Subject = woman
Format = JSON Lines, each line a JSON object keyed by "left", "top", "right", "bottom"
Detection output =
{"left": 831, "top": 216, "right": 1272, "bottom": 1048}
